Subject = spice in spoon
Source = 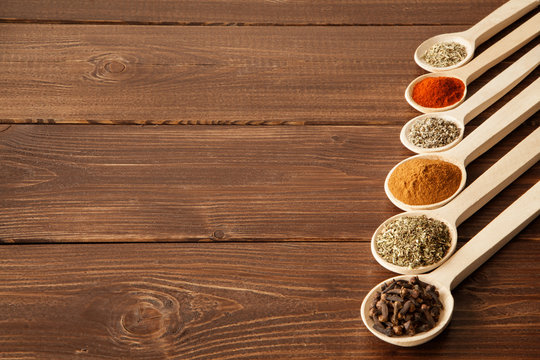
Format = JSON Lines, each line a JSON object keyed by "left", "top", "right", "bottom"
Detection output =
{"left": 422, "top": 41, "right": 467, "bottom": 68}
{"left": 369, "top": 277, "right": 443, "bottom": 336}
{"left": 407, "top": 116, "right": 461, "bottom": 149}
{"left": 388, "top": 158, "right": 461, "bottom": 205}
{"left": 375, "top": 215, "right": 451, "bottom": 268}
{"left": 412, "top": 77, "right": 465, "bottom": 108}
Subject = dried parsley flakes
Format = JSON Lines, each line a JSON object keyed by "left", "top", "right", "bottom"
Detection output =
{"left": 376, "top": 215, "right": 451, "bottom": 269}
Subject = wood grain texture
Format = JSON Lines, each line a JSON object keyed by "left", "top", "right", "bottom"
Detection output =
{"left": 0, "top": 241, "right": 538, "bottom": 359}
{"left": 0, "top": 0, "right": 511, "bottom": 25}
{"left": 0, "top": 23, "right": 537, "bottom": 125}
{"left": 0, "top": 124, "right": 537, "bottom": 243}
{"left": 1, "top": 1, "right": 539, "bottom": 357}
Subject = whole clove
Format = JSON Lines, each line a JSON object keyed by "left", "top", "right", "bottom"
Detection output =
{"left": 386, "top": 294, "right": 405, "bottom": 302}
{"left": 377, "top": 300, "right": 389, "bottom": 322}
{"left": 392, "top": 302, "right": 400, "bottom": 324}
{"left": 421, "top": 304, "right": 436, "bottom": 327}
{"left": 368, "top": 277, "right": 443, "bottom": 337}
{"left": 399, "top": 300, "right": 412, "bottom": 316}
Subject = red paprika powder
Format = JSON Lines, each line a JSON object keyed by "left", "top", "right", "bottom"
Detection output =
{"left": 412, "top": 76, "right": 465, "bottom": 108}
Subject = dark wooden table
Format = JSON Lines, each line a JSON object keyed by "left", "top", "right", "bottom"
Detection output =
{"left": 1, "top": 1, "right": 538, "bottom": 358}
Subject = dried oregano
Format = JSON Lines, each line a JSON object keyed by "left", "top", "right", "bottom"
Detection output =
{"left": 422, "top": 41, "right": 467, "bottom": 68}
{"left": 407, "top": 116, "right": 461, "bottom": 148}
{"left": 376, "top": 215, "right": 451, "bottom": 268}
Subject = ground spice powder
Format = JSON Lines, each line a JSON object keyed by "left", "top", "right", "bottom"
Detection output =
{"left": 388, "top": 158, "right": 461, "bottom": 205}
{"left": 412, "top": 76, "right": 465, "bottom": 108}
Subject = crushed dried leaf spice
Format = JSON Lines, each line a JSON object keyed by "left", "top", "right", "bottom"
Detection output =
{"left": 376, "top": 215, "right": 451, "bottom": 268}
{"left": 422, "top": 41, "right": 467, "bottom": 68}
{"left": 407, "top": 116, "right": 461, "bottom": 148}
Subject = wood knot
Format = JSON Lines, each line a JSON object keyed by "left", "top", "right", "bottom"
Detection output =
{"left": 213, "top": 230, "right": 225, "bottom": 239}
{"left": 85, "top": 53, "right": 133, "bottom": 84}
{"left": 104, "top": 61, "right": 126, "bottom": 74}
{"left": 122, "top": 303, "right": 163, "bottom": 336}
{"left": 112, "top": 289, "right": 182, "bottom": 345}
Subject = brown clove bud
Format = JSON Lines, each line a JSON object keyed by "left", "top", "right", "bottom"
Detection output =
{"left": 373, "top": 321, "right": 387, "bottom": 335}
{"left": 371, "top": 276, "right": 442, "bottom": 338}
{"left": 427, "top": 289, "right": 443, "bottom": 309}
{"left": 386, "top": 288, "right": 401, "bottom": 295}
{"left": 403, "top": 320, "right": 412, "bottom": 332}
{"left": 392, "top": 302, "right": 400, "bottom": 324}
{"left": 376, "top": 300, "right": 389, "bottom": 322}
{"left": 382, "top": 280, "right": 397, "bottom": 294}
{"left": 421, "top": 304, "right": 435, "bottom": 327}
{"left": 400, "top": 287, "right": 408, "bottom": 298}
{"left": 386, "top": 294, "right": 405, "bottom": 302}
{"left": 399, "top": 300, "right": 412, "bottom": 316}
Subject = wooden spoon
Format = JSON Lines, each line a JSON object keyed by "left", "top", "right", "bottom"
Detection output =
{"left": 401, "top": 44, "right": 539, "bottom": 154}
{"left": 405, "top": 12, "right": 540, "bottom": 113}
{"left": 389, "top": 77, "right": 540, "bottom": 211}
{"left": 362, "top": 180, "right": 540, "bottom": 346}
{"left": 375, "top": 127, "right": 540, "bottom": 275}
{"left": 415, "top": 0, "right": 539, "bottom": 72}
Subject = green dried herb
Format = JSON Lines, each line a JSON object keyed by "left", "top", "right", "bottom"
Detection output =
{"left": 422, "top": 41, "right": 467, "bottom": 68}
{"left": 376, "top": 215, "right": 451, "bottom": 269}
{"left": 407, "top": 116, "right": 461, "bottom": 148}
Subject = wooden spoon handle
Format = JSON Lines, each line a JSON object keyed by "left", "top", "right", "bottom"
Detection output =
{"left": 429, "top": 180, "right": 540, "bottom": 291}
{"left": 446, "top": 77, "right": 540, "bottom": 166}
{"left": 461, "top": 0, "right": 539, "bottom": 46}
{"left": 453, "top": 12, "right": 540, "bottom": 84}
{"left": 438, "top": 126, "right": 540, "bottom": 227}
{"left": 452, "top": 44, "right": 540, "bottom": 125}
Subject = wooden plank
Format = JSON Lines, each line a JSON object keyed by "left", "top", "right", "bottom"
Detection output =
{"left": 0, "top": 0, "right": 511, "bottom": 25}
{"left": 0, "top": 24, "right": 432, "bottom": 125}
{"left": 0, "top": 24, "right": 537, "bottom": 125}
{"left": 0, "top": 124, "right": 537, "bottom": 243}
{"left": 0, "top": 241, "right": 538, "bottom": 359}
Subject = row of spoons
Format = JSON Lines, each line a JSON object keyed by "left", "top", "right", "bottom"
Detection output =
{"left": 362, "top": 0, "right": 540, "bottom": 346}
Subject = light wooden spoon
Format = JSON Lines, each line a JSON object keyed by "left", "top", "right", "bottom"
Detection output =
{"left": 389, "top": 77, "right": 540, "bottom": 211}
{"left": 405, "top": 12, "right": 540, "bottom": 113}
{"left": 376, "top": 127, "right": 540, "bottom": 275}
{"left": 362, "top": 180, "right": 540, "bottom": 346}
{"left": 415, "top": 0, "right": 539, "bottom": 72}
{"left": 401, "top": 44, "right": 539, "bottom": 154}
